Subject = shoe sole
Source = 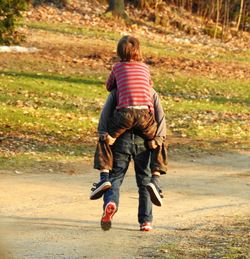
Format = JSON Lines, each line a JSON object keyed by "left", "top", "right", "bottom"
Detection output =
{"left": 90, "top": 182, "right": 111, "bottom": 200}
{"left": 146, "top": 183, "right": 162, "bottom": 207}
{"left": 140, "top": 226, "right": 153, "bottom": 232}
{"left": 101, "top": 202, "right": 116, "bottom": 231}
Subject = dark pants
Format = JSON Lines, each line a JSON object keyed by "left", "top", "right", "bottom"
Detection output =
{"left": 103, "top": 131, "right": 153, "bottom": 224}
{"left": 94, "top": 108, "right": 167, "bottom": 173}
{"left": 109, "top": 108, "right": 157, "bottom": 139}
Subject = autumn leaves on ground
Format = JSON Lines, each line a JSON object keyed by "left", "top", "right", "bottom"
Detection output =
{"left": 0, "top": 1, "right": 250, "bottom": 258}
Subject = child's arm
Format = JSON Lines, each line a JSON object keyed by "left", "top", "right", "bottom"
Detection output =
{"left": 106, "top": 69, "right": 117, "bottom": 92}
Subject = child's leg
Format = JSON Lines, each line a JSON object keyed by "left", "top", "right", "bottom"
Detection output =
{"left": 90, "top": 138, "right": 113, "bottom": 200}
{"left": 133, "top": 109, "right": 168, "bottom": 174}
{"left": 146, "top": 170, "right": 163, "bottom": 207}
{"left": 146, "top": 143, "right": 168, "bottom": 207}
{"left": 109, "top": 109, "right": 134, "bottom": 139}
{"left": 135, "top": 109, "right": 157, "bottom": 140}
{"left": 150, "top": 141, "right": 168, "bottom": 174}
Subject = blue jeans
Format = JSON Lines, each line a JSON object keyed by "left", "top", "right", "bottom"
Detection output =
{"left": 103, "top": 130, "right": 153, "bottom": 224}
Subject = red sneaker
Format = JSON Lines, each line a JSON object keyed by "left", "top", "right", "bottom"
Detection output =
{"left": 100, "top": 202, "right": 117, "bottom": 231}
{"left": 140, "top": 222, "right": 153, "bottom": 232}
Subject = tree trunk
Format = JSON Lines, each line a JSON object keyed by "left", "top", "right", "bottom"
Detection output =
{"left": 209, "top": 0, "right": 215, "bottom": 21}
{"left": 241, "top": 1, "right": 249, "bottom": 31}
{"left": 221, "top": 0, "right": 229, "bottom": 41}
{"left": 236, "top": 0, "right": 244, "bottom": 31}
{"left": 106, "top": 0, "right": 127, "bottom": 18}
{"left": 188, "top": 0, "right": 192, "bottom": 12}
{"left": 214, "top": 0, "right": 220, "bottom": 38}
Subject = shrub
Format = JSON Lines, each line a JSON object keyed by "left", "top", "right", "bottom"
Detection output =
{"left": 0, "top": 0, "right": 28, "bottom": 45}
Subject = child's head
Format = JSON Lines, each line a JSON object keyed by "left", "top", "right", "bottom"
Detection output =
{"left": 117, "top": 35, "right": 142, "bottom": 62}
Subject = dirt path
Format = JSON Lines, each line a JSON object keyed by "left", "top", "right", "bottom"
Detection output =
{"left": 0, "top": 151, "right": 249, "bottom": 258}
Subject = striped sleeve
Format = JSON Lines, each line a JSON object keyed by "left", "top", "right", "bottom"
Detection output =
{"left": 106, "top": 69, "right": 116, "bottom": 92}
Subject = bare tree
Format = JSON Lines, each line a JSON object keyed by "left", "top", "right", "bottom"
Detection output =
{"left": 214, "top": 0, "right": 221, "bottom": 38}
{"left": 106, "top": 0, "right": 127, "bottom": 18}
{"left": 123, "top": 0, "right": 249, "bottom": 32}
{"left": 236, "top": 0, "right": 244, "bottom": 31}
{"left": 221, "top": 0, "right": 229, "bottom": 40}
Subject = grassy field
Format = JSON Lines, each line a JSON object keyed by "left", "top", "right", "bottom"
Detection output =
{"left": 141, "top": 216, "right": 250, "bottom": 259}
{"left": 25, "top": 21, "right": 250, "bottom": 64}
{"left": 0, "top": 19, "right": 250, "bottom": 168}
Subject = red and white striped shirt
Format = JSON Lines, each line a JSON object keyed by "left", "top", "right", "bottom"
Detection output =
{"left": 106, "top": 62, "right": 153, "bottom": 111}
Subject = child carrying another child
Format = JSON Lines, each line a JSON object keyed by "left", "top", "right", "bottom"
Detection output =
{"left": 90, "top": 35, "right": 167, "bottom": 206}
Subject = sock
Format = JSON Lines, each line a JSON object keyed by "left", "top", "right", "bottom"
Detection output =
{"left": 151, "top": 174, "right": 160, "bottom": 184}
{"left": 100, "top": 171, "right": 109, "bottom": 182}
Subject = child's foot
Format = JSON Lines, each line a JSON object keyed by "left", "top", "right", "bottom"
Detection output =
{"left": 140, "top": 222, "right": 153, "bottom": 232}
{"left": 100, "top": 202, "right": 117, "bottom": 231}
{"left": 90, "top": 179, "right": 111, "bottom": 200}
{"left": 146, "top": 178, "right": 163, "bottom": 206}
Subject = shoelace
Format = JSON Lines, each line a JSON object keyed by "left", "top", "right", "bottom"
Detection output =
{"left": 91, "top": 183, "right": 97, "bottom": 191}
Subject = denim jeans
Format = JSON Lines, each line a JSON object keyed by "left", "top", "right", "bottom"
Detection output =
{"left": 103, "top": 130, "right": 153, "bottom": 224}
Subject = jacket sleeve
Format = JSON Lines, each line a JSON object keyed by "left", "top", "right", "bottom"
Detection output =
{"left": 106, "top": 69, "right": 117, "bottom": 92}
{"left": 98, "top": 90, "right": 116, "bottom": 135}
{"left": 151, "top": 88, "right": 166, "bottom": 138}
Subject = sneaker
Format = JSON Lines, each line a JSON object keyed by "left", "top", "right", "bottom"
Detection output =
{"left": 140, "top": 222, "right": 153, "bottom": 232}
{"left": 146, "top": 181, "right": 163, "bottom": 206}
{"left": 100, "top": 202, "right": 117, "bottom": 231}
{"left": 90, "top": 180, "right": 111, "bottom": 200}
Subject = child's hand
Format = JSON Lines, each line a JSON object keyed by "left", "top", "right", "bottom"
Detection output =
{"left": 106, "top": 135, "right": 116, "bottom": 145}
{"left": 148, "top": 139, "right": 158, "bottom": 149}
{"left": 148, "top": 137, "right": 164, "bottom": 149}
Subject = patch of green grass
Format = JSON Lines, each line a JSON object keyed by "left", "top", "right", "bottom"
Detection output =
{"left": 25, "top": 21, "right": 121, "bottom": 41}
{"left": 154, "top": 74, "right": 250, "bottom": 104}
{"left": 25, "top": 21, "right": 183, "bottom": 59}
{"left": 0, "top": 71, "right": 106, "bottom": 165}
{"left": 0, "top": 71, "right": 106, "bottom": 109}
{"left": 0, "top": 148, "right": 93, "bottom": 171}
{"left": 212, "top": 49, "right": 250, "bottom": 64}
{"left": 25, "top": 21, "right": 202, "bottom": 61}
{"left": 153, "top": 74, "right": 250, "bottom": 145}
{"left": 1, "top": 69, "right": 250, "bottom": 167}
{"left": 0, "top": 104, "right": 96, "bottom": 136}
{"left": 22, "top": 20, "right": 250, "bottom": 66}
{"left": 0, "top": 155, "right": 36, "bottom": 170}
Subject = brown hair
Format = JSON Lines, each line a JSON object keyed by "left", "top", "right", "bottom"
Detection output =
{"left": 117, "top": 35, "right": 142, "bottom": 62}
